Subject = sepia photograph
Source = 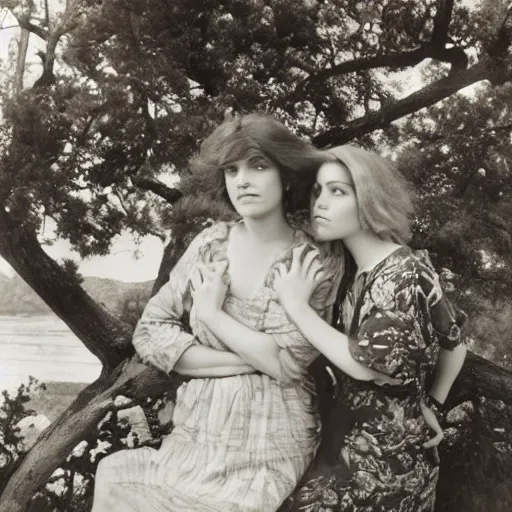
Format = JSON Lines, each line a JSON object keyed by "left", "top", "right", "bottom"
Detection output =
{"left": 1, "top": 1, "right": 512, "bottom": 511}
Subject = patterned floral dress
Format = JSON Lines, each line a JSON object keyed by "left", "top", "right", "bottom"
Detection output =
{"left": 287, "top": 246, "right": 466, "bottom": 512}
{"left": 91, "top": 221, "right": 343, "bottom": 512}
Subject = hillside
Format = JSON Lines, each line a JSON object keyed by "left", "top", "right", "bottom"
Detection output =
{"left": 0, "top": 273, "right": 153, "bottom": 316}
{"left": 27, "top": 382, "right": 89, "bottom": 421}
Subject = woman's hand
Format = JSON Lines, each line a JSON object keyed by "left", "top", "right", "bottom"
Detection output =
{"left": 192, "top": 262, "right": 229, "bottom": 325}
{"left": 420, "top": 401, "right": 444, "bottom": 449}
{"left": 274, "top": 246, "right": 326, "bottom": 313}
{"left": 371, "top": 370, "right": 402, "bottom": 387}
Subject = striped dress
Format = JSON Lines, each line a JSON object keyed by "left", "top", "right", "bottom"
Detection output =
{"left": 91, "top": 221, "right": 343, "bottom": 512}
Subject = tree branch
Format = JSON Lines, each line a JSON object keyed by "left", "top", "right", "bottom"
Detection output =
{"left": 432, "top": 0, "right": 455, "bottom": 47}
{"left": 131, "top": 175, "right": 183, "bottom": 204}
{"left": 0, "top": 360, "right": 182, "bottom": 512}
{"left": 16, "top": 13, "right": 48, "bottom": 41}
{"left": 297, "top": 0, "right": 466, "bottom": 95}
{"left": 0, "top": 209, "right": 133, "bottom": 369}
{"left": 301, "top": 43, "right": 468, "bottom": 92}
{"left": 313, "top": 56, "right": 509, "bottom": 147}
{"left": 14, "top": 27, "right": 29, "bottom": 94}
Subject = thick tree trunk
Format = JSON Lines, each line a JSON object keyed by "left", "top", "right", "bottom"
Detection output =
{"left": 0, "top": 218, "right": 185, "bottom": 511}
{"left": 0, "top": 362, "right": 178, "bottom": 512}
{"left": 0, "top": 212, "right": 132, "bottom": 370}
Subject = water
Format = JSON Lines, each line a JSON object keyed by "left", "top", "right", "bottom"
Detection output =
{"left": 0, "top": 315, "right": 102, "bottom": 393}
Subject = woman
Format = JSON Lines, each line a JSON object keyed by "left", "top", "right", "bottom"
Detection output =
{"left": 274, "top": 145, "right": 468, "bottom": 511}
{"left": 91, "top": 116, "right": 381, "bottom": 512}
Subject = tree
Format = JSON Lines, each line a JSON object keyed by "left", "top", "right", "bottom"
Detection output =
{"left": 392, "top": 81, "right": 512, "bottom": 364}
{"left": 1, "top": 0, "right": 512, "bottom": 510}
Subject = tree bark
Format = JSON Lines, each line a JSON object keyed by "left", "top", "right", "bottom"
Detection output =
{"left": 0, "top": 361, "right": 178, "bottom": 512}
{"left": 313, "top": 56, "right": 511, "bottom": 147}
{"left": 0, "top": 211, "right": 132, "bottom": 370}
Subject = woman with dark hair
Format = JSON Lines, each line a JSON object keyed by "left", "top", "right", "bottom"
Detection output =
{"left": 274, "top": 145, "right": 468, "bottom": 511}
{"left": 91, "top": 117, "right": 391, "bottom": 511}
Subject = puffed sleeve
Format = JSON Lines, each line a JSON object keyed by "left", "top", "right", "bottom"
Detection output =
{"left": 132, "top": 226, "right": 213, "bottom": 374}
{"left": 265, "top": 241, "right": 345, "bottom": 382}
{"left": 351, "top": 256, "right": 466, "bottom": 385}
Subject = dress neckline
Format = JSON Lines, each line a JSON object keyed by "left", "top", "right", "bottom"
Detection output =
{"left": 354, "top": 245, "right": 410, "bottom": 280}
{"left": 223, "top": 220, "right": 308, "bottom": 302}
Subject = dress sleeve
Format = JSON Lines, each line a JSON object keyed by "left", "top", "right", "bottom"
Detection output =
{"left": 266, "top": 242, "right": 345, "bottom": 382}
{"left": 132, "top": 227, "right": 213, "bottom": 374}
{"left": 353, "top": 309, "right": 420, "bottom": 385}
{"left": 352, "top": 258, "right": 466, "bottom": 385}
{"left": 417, "top": 268, "right": 467, "bottom": 351}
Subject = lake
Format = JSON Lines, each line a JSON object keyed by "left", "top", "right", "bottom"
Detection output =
{"left": 0, "top": 315, "right": 102, "bottom": 394}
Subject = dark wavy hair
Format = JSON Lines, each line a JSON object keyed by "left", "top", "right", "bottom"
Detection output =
{"left": 185, "top": 113, "right": 329, "bottom": 215}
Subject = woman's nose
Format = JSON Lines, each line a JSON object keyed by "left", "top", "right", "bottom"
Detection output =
{"left": 236, "top": 166, "right": 250, "bottom": 188}
{"left": 315, "top": 191, "right": 328, "bottom": 209}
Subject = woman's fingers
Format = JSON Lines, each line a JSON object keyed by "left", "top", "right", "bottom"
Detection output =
{"left": 191, "top": 264, "right": 227, "bottom": 293}
{"left": 190, "top": 268, "right": 203, "bottom": 293}
{"left": 301, "top": 249, "right": 319, "bottom": 277}
{"left": 290, "top": 245, "right": 309, "bottom": 274}
{"left": 423, "top": 432, "right": 444, "bottom": 450}
{"left": 274, "top": 262, "right": 287, "bottom": 278}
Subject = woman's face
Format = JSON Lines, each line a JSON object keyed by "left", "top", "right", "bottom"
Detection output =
{"left": 311, "top": 161, "right": 362, "bottom": 242}
{"left": 223, "top": 153, "right": 284, "bottom": 220}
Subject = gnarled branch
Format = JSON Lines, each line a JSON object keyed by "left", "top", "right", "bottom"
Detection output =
{"left": 313, "top": 56, "right": 508, "bottom": 147}
{"left": 0, "top": 209, "right": 133, "bottom": 369}
{"left": 432, "top": 0, "right": 455, "bottom": 47}
{"left": 131, "top": 175, "right": 183, "bottom": 204}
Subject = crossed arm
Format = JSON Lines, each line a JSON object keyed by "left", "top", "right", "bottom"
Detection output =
{"left": 173, "top": 345, "right": 255, "bottom": 378}
{"left": 132, "top": 227, "right": 263, "bottom": 380}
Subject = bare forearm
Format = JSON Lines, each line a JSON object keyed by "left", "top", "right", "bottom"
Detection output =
{"left": 285, "top": 303, "right": 379, "bottom": 381}
{"left": 429, "top": 344, "right": 467, "bottom": 404}
{"left": 175, "top": 364, "right": 256, "bottom": 378}
{"left": 205, "top": 311, "right": 286, "bottom": 381}
{"left": 174, "top": 345, "right": 248, "bottom": 372}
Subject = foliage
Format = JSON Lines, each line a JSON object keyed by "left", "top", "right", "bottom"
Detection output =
{"left": 0, "top": 376, "right": 174, "bottom": 512}
{"left": 116, "top": 287, "right": 152, "bottom": 328}
{"left": 1, "top": 0, "right": 495, "bottom": 258}
{"left": 391, "top": 82, "right": 512, "bottom": 365}
{"left": 0, "top": 377, "right": 45, "bottom": 489}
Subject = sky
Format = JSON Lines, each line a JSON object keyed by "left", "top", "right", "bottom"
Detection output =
{"left": 0, "top": 0, "right": 480, "bottom": 283}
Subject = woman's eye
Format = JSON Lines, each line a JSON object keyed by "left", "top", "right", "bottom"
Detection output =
{"left": 223, "top": 166, "right": 237, "bottom": 176}
{"left": 331, "top": 187, "right": 346, "bottom": 196}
